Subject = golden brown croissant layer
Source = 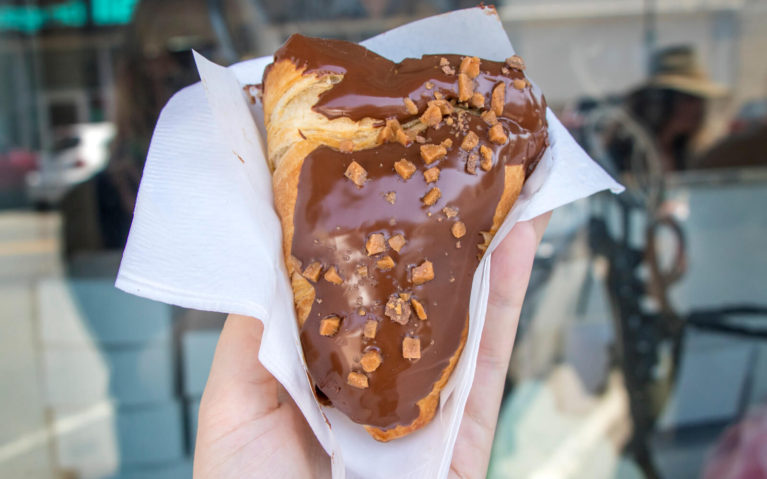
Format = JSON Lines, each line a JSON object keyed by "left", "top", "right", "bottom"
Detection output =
{"left": 262, "top": 34, "right": 548, "bottom": 440}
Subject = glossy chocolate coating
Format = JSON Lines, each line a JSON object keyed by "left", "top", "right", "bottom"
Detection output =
{"left": 271, "top": 34, "right": 548, "bottom": 430}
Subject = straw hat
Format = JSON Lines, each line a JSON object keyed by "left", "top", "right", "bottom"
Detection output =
{"left": 641, "top": 46, "right": 727, "bottom": 98}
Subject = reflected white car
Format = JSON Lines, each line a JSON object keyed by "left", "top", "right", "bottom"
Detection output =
{"left": 27, "top": 122, "right": 115, "bottom": 207}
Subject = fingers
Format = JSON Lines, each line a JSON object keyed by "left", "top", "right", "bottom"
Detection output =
{"left": 198, "top": 314, "right": 279, "bottom": 433}
{"left": 450, "top": 212, "right": 550, "bottom": 478}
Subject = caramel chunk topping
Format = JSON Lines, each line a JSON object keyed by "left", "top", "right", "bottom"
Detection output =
{"left": 411, "top": 260, "right": 435, "bottom": 285}
{"left": 319, "top": 316, "right": 340, "bottom": 336}
{"left": 422, "top": 187, "right": 441, "bottom": 206}
{"left": 423, "top": 167, "right": 440, "bottom": 184}
{"left": 457, "top": 73, "right": 473, "bottom": 102}
{"left": 302, "top": 261, "right": 323, "bottom": 282}
{"left": 466, "top": 153, "right": 479, "bottom": 175}
{"left": 491, "top": 83, "right": 505, "bottom": 116}
{"left": 411, "top": 299, "right": 427, "bottom": 320}
{"left": 506, "top": 54, "right": 526, "bottom": 70}
{"left": 357, "top": 265, "right": 368, "bottom": 277}
{"left": 385, "top": 295, "right": 411, "bottom": 325}
{"left": 361, "top": 350, "right": 383, "bottom": 373}
{"left": 488, "top": 124, "right": 508, "bottom": 144}
{"left": 459, "top": 56, "right": 481, "bottom": 78}
{"left": 470, "top": 92, "right": 485, "bottom": 109}
{"left": 481, "top": 110, "right": 498, "bottom": 126}
{"left": 344, "top": 161, "right": 367, "bottom": 187}
{"left": 384, "top": 191, "right": 396, "bottom": 204}
{"left": 513, "top": 78, "right": 526, "bottom": 90}
{"left": 388, "top": 234, "right": 406, "bottom": 253}
{"left": 347, "top": 371, "right": 368, "bottom": 389}
{"left": 442, "top": 206, "right": 458, "bottom": 218}
{"left": 460, "top": 131, "right": 479, "bottom": 151}
{"left": 429, "top": 99, "right": 454, "bottom": 115}
{"left": 366, "top": 233, "right": 387, "bottom": 255}
{"left": 339, "top": 140, "right": 354, "bottom": 152}
{"left": 420, "top": 144, "right": 447, "bottom": 165}
{"left": 376, "top": 255, "right": 395, "bottom": 271}
{"left": 324, "top": 266, "right": 344, "bottom": 285}
{"left": 451, "top": 221, "right": 467, "bottom": 239}
{"left": 363, "top": 320, "right": 377, "bottom": 339}
{"left": 403, "top": 337, "right": 421, "bottom": 360}
{"left": 480, "top": 145, "right": 493, "bottom": 171}
{"left": 440, "top": 138, "right": 453, "bottom": 149}
{"left": 420, "top": 103, "right": 442, "bottom": 127}
{"left": 394, "top": 158, "right": 416, "bottom": 180}
{"left": 403, "top": 97, "right": 418, "bottom": 115}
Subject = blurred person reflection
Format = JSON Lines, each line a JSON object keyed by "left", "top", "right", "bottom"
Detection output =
{"left": 608, "top": 45, "right": 726, "bottom": 173}
{"left": 62, "top": 0, "right": 211, "bottom": 254}
{"left": 694, "top": 96, "right": 767, "bottom": 169}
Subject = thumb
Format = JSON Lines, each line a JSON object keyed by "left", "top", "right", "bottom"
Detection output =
{"left": 198, "top": 314, "right": 279, "bottom": 434}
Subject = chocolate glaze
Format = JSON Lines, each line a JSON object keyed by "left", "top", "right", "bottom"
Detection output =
{"left": 270, "top": 35, "right": 548, "bottom": 431}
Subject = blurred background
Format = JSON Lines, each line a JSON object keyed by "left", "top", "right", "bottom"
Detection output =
{"left": 0, "top": 0, "right": 766, "bottom": 478}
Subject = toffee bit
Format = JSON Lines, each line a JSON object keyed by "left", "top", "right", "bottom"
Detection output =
{"left": 425, "top": 81, "right": 434, "bottom": 90}
{"left": 319, "top": 316, "right": 340, "bottom": 336}
{"left": 403, "top": 97, "right": 418, "bottom": 115}
{"left": 506, "top": 54, "right": 526, "bottom": 71}
{"left": 488, "top": 123, "right": 508, "bottom": 144}
{"left": 458, "top": 73, "right": 473, "bottom": 102}
{"left": 344, "top": 161, "right": 367, "bottom": 187}
{"left": 513, "top": 78, "right": 526, "bottom": 90}
{"left": 403, "top": 337, "right": 421, "bottom": 360}
{"left": 451, "top": 221, "right": 467, "bottom": 239}
{"left": 411, "top": 299, "right": 427, "bottom": 320}
{"left": 376, "top": 255, "right": 395, "bottom": 271}
{"left": 420, "top": 144, "right": 447, "bottom": 164}
{"left": 443, "top": 206, "right": 458, "bottom": 218}
{"left": 302, "top": 261, "right": 323, "bottom": 282}
{"left": 480, "top": 145, "right": 493, "bottom": 171}
{"left": 363, "top": 320, "right": 377, "bottom": 339}
{"left": 440, "top": 138, "right": 453, "bottom": 149}
{"left": 388, "top": 234, "right": 406, "bottom": 253}
{"left": 357, "top": 265, "right": 368, "bottom": 277}
{"left": 422, "top": 187, "right": 441, "bottom": 206}
{"left": 491, "top": 83, "right": 505, "bottom": 116}
{"left": 339, "top": 139, "right": 354, "bottom": 152}
{"left": 324, "top": 266, "right": 344, "bottom": 285}
{"left": 347, "top": 371, "right": 368, "bottom": 389}
{"left": 394, "top": 158, "right": 417, "bottom": 180}
{"left": 385, "top": 295, "right": 411, "bottom": 325}
{"left": 466, "top": 153, "right": 479, "bottom": 175}
{"left": 423, "top": 167, "right": 440, "bottom": 184}
{"left": 470, "top": 92, "right": 485, "bottom": 109}
{"left": 459, "top": 56, "right": 481, "bottom": 79}
{"left": 361, "top": 351, "right": 382, "bottom": 373}
{"left": 460, "top": 131, "right": 479, "bottom": 151}
{"left": 366, "top": 233, "right": 387, "bottom": 256}
{"left": 384, "top": 191, "right": 397, "bottom": 204}
{"left": 420, "top": 103, "right": 442, "bottom": 127}
{"left": 481, "top": 110, "right": 498, "bottom": 126}
{"left": 411, "top": 260, "right": 435, "bottom": 285}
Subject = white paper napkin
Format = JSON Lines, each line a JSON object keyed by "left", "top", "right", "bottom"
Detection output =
{"left": 117, "top": 7, "right": 623, "bottom": 478}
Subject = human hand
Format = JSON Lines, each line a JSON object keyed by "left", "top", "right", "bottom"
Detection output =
{"left": 194, "top": 212, "right": 551, "bottom": 479}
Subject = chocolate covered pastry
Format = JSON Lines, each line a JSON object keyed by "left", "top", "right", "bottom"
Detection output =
{"left": 261, "top": 34, "right": 548, "bottom": 441}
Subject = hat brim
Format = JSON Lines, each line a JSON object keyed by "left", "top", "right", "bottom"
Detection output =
{"left": 644, "top": 74, "right": 728, "bottom": 98}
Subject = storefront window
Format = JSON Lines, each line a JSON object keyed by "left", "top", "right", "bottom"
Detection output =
{"left": 1, "top": 1, "right": 765, "bottom": 477}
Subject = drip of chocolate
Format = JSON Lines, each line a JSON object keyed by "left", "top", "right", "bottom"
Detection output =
{"left": 271, "top": 34, "right": 548, "bottom": 431}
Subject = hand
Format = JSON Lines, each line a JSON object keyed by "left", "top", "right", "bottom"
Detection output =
{"left": 194, "top": 213, "right": 551, "bottom": 479}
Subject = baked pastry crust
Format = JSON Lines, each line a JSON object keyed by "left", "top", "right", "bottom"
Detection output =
{"left": 262, "top": 35, "right": 547, "bottom": 440}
